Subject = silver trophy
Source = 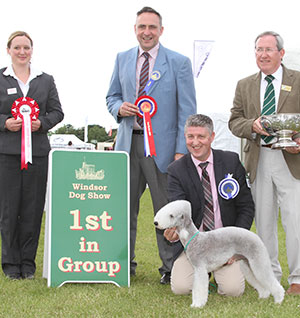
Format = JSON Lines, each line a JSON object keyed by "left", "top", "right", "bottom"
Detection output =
{"left": 261, "top": 113, "right": 300, "bottom": 149}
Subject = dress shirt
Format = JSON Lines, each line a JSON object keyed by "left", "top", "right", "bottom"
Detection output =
{"left": 133, "top": 43, "right": 159, "bottom": 130}
{"left": 259, "top": 66, "right": 283, "bottom": 145}
{"left": 3, "top": 64, "right": 42, "bottom": 97}
{"left": 260, "top": 65, "right": 282, "bottom": 111}
{"left": 191, "top": 151, "right": 223, "bottom": 230}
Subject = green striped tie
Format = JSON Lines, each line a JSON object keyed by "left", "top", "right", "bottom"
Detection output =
{"left": 261, "top": 75, "right": 275, "bottom": 143}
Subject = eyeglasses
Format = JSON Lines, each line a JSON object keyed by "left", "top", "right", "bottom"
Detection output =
{"left": 255, "top": 47, "right": 279, "bottom": 54}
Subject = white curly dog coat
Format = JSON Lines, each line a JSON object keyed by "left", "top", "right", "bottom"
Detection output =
{"left": 154, "top": 200, "right": 285, "bottom": 308}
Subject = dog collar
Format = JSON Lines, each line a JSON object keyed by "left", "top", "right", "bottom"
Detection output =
{"left": 184, "top": 231, "right": 200, "bottom": 251}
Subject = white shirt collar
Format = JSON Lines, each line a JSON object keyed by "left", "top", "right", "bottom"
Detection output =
{"left": 3, "top": 64, "right": 42, "bottom": 83}
{"left": 262, "top": 65, "right": 283, "bottom": 82}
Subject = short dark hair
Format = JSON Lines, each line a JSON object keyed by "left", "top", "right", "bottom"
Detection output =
{"left": 137, "top": 7, "right": 162, "bottom": 26}
{"left": 255, "top": 31, "right": 284, "bottom": 51}
{"left": 184, "top": 114, "right": 214, "bottom": 135}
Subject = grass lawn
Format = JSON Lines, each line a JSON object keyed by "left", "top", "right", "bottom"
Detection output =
{"left": 0, "top": 189, "right": 299, "bottom": 317}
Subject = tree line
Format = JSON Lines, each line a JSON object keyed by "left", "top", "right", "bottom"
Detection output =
{"left": 49, "top": 124, "right": 116, "bottom": 144}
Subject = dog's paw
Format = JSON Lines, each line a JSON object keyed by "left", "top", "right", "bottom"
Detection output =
{"left": 191, "top": 303, "right": 205, "bottom": 308}
{"left": 274, "top": 295, "right": 284, "bottom": 304}
{"left": 190, "top": 301, "right": 206, "bottom": 308}
{"left": 258, "top": 290, "right": 270, "bottom": 299}
{"left": 273, "top": 288, "right": 285, "bottom": 304}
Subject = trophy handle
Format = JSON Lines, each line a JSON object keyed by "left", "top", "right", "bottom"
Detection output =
{"left": 261, "top": 116, "right": 276, "bottom": 135}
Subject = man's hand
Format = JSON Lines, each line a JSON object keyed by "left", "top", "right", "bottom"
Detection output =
{"left": 252, "top": 117, "right": 269, "bottom": 136}
{"left": 225, "top": 254, "right": 246, "bottom": 265}
{"left": 118, "top": 102, "right": 140, "bottom": 117}
{"left": 164, "top": 227, "right": 179, "bottom": 242}
{"left": 5, "top": 118, "right": 22, "bottom": 132}
{"left": 226, "top": 256, "right": 237, "bottom": 265}
{"left": 284, "top": 137, "right": 300, "bottom": 154}
{"left": 174, "top": 153, "right": 184, "bottom": 161}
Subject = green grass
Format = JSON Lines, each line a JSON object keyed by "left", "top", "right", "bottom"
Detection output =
{"left": 0, "top": 189, "right": 299, "bottom": 317}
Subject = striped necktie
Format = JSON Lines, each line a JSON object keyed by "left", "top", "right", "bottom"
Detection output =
{"left": 199, "top": 162, "right": 214, "bottom": 231}
{"left": 137, "top": 52, "right": 150, "bottom": 128}
{"left": 261, "top": 75, "right": 276, "bottom": 144}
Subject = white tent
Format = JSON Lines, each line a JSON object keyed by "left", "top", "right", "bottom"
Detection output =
{"left": 49, "top": 134, "right": 95, "bottom": 150}
{"left": 208, "top": 113, "right": 241, "bottom": 157}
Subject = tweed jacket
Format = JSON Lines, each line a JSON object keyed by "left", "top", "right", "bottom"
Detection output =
{"left": 229, "top": 65, "right": 300, "bottom": 183}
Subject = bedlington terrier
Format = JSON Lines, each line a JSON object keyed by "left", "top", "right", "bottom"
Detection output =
{"left": 154, "top": 200, "right": 285, "bottom": 308}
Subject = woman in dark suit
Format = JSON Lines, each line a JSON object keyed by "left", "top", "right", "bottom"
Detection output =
{"left": 0, "top": 31, "right": 64, "bottom": 279}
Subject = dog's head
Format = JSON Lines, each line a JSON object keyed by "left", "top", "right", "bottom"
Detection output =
{"left": 154, "top": 200, "right": 192, "bottom": 230}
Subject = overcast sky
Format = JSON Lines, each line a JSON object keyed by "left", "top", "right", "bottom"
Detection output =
{"left": 1, "top": 0, "right": 299, "bottom": 132}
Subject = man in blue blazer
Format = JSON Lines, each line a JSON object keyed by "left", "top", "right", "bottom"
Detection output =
{"left": 106, "top": 6, "right": 196, "bottom": 283}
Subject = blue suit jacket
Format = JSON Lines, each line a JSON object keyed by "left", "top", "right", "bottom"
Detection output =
{"left": 106, "top": 44, "right": 196, "bottom": 173}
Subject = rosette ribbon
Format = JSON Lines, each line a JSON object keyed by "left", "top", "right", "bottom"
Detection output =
{"left": 218, "top": 174, "right": 240, "bottom": 200}
{"left": 135, "top": 95, "right": 157, "bottom": 157}
{"left": 11, "top": 97, "right": 40, "bottom": 169}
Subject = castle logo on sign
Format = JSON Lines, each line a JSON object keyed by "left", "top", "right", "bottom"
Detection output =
{"left": 75, "top": 159, "right": 104, "bottom": 180}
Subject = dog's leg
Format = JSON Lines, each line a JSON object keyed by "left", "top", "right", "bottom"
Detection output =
{"left": 246, "top": 259, "right": 285, "bottom": 304}
{"left": 239, "top": 260, "right": 270, "bottom": 299}
{"left": 269, "top": 280, "right": 285, "bottom": 304}
{"left": 191, "top": 266, "right": 209, "bottom": 308}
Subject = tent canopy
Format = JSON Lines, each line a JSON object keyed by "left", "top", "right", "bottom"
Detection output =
{"left": 49, "top": 134, "right": 95, "bottom": 150}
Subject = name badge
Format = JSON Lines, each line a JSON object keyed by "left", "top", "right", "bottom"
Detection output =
{"left": 7, "top": 88, "right": 17, "bottom": 95}
{"left": 281, "top": 85, "right": 292, "bottom": 92}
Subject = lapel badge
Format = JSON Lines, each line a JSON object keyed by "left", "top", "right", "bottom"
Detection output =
{"left": 218, "top": 173, "right": 240, "bottom": 200}
{"left": 281, "top": 85, "right": 292, "bottom": 92}
{"left": 151, "top": 71, "right": 161, "bottom": 81}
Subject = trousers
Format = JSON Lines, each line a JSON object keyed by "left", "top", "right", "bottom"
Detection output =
{"left": 129, "top": 134, "right": 178, "bottom": 275}
{"left": 171, "top": 251, "right": 245, "bottom": 296}
{"left": 0, "top": 154, "right": 48, "bottom": 275}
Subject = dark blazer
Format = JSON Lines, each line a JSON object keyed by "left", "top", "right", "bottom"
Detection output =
{"left": 167, "top": 149, "right": 254, "bottom": 232}
{"left": 0, "top": 67, "right": 64, "bottom": 156}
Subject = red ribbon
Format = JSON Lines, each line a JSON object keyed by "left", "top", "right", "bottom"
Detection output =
{"left": 11, "top": 97, "right": 40, "bottom": 169}
{"left": 144, "top": 111, "right": 156, "bottom": 156}
{"left": 135, "top": 96, "right": 157, "bottom": 157}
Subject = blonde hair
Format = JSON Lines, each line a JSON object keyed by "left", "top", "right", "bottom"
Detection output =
{"left": 7, "top": 31, "right": 33, "bottom": 48}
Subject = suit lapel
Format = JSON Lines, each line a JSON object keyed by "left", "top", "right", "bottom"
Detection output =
{"left": 213, "top": 150, "right": 224, "bottom": 187}
{"left": 27, "top": 77, "right": 38, "bottom": 97}
{"left": 212, "top": 150, "right": 226, "bottom": 211}
{"left": 128, "top": 48, "right": 139, "bottom": 96}
{"left": 147, "top": 44, "right": 167, "bottom": 96}
{"left": 252, "top": 72, "right": 261, "bottom": 117}
{"left": 186, "top": 154, "right": 205, "bottom": 202}
{"left": 6, "top": 76, "right": 23, "bottom": 98}
{"left": 277, "top": 66, "right": 293, "bottom": 112}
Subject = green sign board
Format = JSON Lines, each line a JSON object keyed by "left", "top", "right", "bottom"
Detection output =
{"left": 46, "top": 150, "right": 129, "bottom": 287}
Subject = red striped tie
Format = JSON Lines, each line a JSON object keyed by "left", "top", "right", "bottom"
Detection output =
{"left": 199, "top": 162, "right": 214, "bottom": 231}
{"left": 137, "top": 52, "right": 150, "bottom": 127}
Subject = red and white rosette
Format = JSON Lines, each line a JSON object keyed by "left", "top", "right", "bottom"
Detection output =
{"left": 11, "top": 97, "right": 40, "bottom": 169}
{"left": 135, "top": 95, "right": 157, "bottom": 157}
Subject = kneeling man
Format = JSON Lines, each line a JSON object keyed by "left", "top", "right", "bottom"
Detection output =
{"left": 165, "top": 114, "right": 255, "bottom": 296}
